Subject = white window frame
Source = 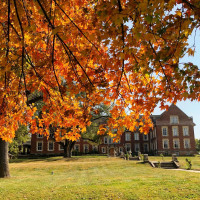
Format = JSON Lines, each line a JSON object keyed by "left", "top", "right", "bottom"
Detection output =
{"left": 101, "top": 147, "right": 106, "bottom": 153}
{"left": 74, "top": 144, "right": 80, "bottom": 152}
{"left": 172, "top": 126, "right": 179, "bottom": 136}
{"left": 170, "top": 115, "right": 179, "bottom": 124}
{"left": 162, "top": 126, "right": 168, "bottom": 136}
{"left": 37, "top": 134, "right": 43, "bottom": 138}
{"left": 135, "top": 143, "right": 140, "bottom": 152}
{"left": 173, "top": 139, "right": 180, "bottom": 149}
{"left": 37, "top": 141, "right": 43, "bottom": 151}
{"left": 143, "top": 134, "right": 148, "bottom": 141}
{"left": 134, "top": 132, "right": 139, "bottom": 141}
{"left": 183, "top": 126, "right": 189, "bottom": 136}
{"left": 104, "top": 137, "right": 108, "bottom": 144}
{"left": 125, "top": 143, "right": 131, "bottom": 152}
{"left": 48, "top": 141, "right": 54, "bottom": 151}
{"left": 108, "top": 137, "right": 113, "bottom": 144}
{"left": 59, "top": 144, "right": 64, "bottom": 151}
{"left": 84, "top": 144, "right": 89, "bottom": 153}
{"left": 119, "top": 147, "right": 123, "bottom": 152}
{"left": 163, "top": 139, "right": 169, "bottom": 149}
{"left": 184, "top": 139, "right": 190, "bottom": 149}
{"left": 125, "top": 132, "right": 131, "bottom": 141}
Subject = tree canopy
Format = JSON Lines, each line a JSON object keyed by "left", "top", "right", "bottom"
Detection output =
{"left": 0, "top": 0, "right": 200, "bottom": 143}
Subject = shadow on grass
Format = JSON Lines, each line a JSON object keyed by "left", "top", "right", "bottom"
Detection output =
{"left": 9, "top": 155, "right": 107, "bottom": 164}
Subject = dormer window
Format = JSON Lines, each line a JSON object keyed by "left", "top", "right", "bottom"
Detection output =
{"left": 170, "top": 115, "right": 179, "bottom": 124}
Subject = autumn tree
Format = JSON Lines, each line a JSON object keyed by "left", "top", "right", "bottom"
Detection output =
{"left": 0, "top": 0, "right": 200, "bottom": 177}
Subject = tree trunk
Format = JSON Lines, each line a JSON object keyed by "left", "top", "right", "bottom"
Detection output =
{"left": 63, "top": 147, "right": 72, "bottom": 158}
{"left": 63, "top": 140, "right": 76, "bottom": 158}
{"left": 0, "top": 138, "right": 10, "bottom": 178}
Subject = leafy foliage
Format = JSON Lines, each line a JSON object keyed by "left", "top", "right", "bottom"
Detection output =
{"left": 9, "top": 125, "right": 29, "bottom": 156}
{"left": 0, "top": 0, "right": 200, "bottom": 143}
{"left": 195, "top": 139, "right": 200, "bottom": 152}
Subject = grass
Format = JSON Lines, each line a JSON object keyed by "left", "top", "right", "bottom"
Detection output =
{"left": 149, "top": 155, "right": 200, "bottom": 170}
{"left": 0, "top": 156, "right": 199, "bottom": 200}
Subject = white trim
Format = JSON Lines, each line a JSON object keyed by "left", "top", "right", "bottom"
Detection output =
{"left": 143, "top": 134, "right": 148, "bottom": 141}
{"left": 134, "top": 132, "right": 139, "bottom": 140}
{"left": 125, "top": 132, "right": 131, "bottom": 141}
{"left": 104, "top": 137, "right": 108, "bottom": 144}
{"left": 184, "top": 139, "right": 190, "bottom": 149}
{"left": 183, "top": 126, "right": 189, "bottom": 136}
{"left": 37, "top": 141, "right": 43, "bottom": 151}
{"left": 162, "top": 126, "right": 168, "bottom": 136}
{"left": 37, "top": 134, "right": 43, "bottom": 138}
{"left": 83, "top": 144, "right": 89, "bottom": 153}
{"left": 162, "top": 139, "right": 169, "bottom": 149}
{"left": 172, "top": 126, "right": 179, "bottom": 136}
{"left": 74, "top": 144, "right": 80, "bottom": 152}
{"left": 59, "top": 144, "right": 64, "bottom": 151}
{"left": 170, "top": 115, "right": 179, "bottom": 124}
{"left": 48, "top": 141, "right": 54, "bottom": 151}
{"left": 101, "top": 147, "right": 106, "bottom": 153}
{"left": 135, "top": 143, "right": 140, "bottom": 152}
{"left": 125, "top": 143, "right": 131, "bottom": 152}
{"left": 173, "top": 139, "right": 180, "bottom": 149}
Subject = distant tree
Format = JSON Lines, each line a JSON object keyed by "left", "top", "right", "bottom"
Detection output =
{"left": 9, "top": 125, "right": 29, "bottom": 157}
{"left": 195, "top": 139, "right": 200, "bottom": 153}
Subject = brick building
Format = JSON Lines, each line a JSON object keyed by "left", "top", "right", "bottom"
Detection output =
{"left": 30, "top": 104, "right": 197, "bottom": 156}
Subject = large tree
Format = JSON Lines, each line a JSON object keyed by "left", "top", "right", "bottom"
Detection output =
{"left": 0, "top": 0, "right": 200, "bottom": 177}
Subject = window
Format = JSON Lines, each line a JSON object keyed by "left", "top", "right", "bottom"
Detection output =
{"left": 48, "top": 141, "right": 54, "bottom": 151}
{"left": 92, "top": 145, "right": 98, "bottom": 151}
{"left": 163, "top": 139, "right": 169, "bottom": 149}
{"left": 134, "top": 132, "right": 139, "bottom": 140}
{"left": 184, "top": 139, "right": 190, "bottom": 148}
{"left": 143, "top": 144, "right": 149, "bottom": 152}
{"left": 37, "top": 142, "right": 43, "bottom": 151}
{"left": 104, "top": 137, "right": 108, "bottom": 144}
{"left": 135, "top": 143, "right": 140, "bottom": 152}
{"left": 84, "top": 144, "right": 89, "bottom": 153}
{"left": 37, "top": 134, "right": 43, "bottom": 138}
{"left": 170, "top": 116, "right": 179, "bottom": 124}
{"left": 119, "top": 147, "right": 123, "bottom": 152}
{"left": 162, "top": 126, "right": 168, "bottom": 136}
{"left": 143, "top": 134, "right": 148, "bottom": 141}
{"left": 59, "top": 144, "right": 64, "bottom": 151}
{"left": 125, "top": 132, "right": 131, "bottom": 141}
{"left": 102, "top": 147, "right": 106, "bottom": 153}
{"left": 76, "top": 139, "right": 80, "bottom": 142}
{"left": 125, "top": 143, "right": 131, "bottom": 152}
{"left": 108, "top": 137, "right": 113, "bottom": 144}
{"left": 173, "top": 139, "right": 180, "bottom": 149}
{"left": 183, "top": 126, "right": 189, "bottom": 136}
{"left": 172, "top": 126, "right": 178, "bottom": 136}
{"left": 74, "top": 144, "right": 80, "bottom": 152}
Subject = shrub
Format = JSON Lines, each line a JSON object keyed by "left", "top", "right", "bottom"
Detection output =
{"left": 185, "top": 158, "right": 192, "bottom": 170}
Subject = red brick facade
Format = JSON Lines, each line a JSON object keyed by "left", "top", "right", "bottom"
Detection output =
{"left": 30, "top": 104, "right": 197, "bottom": 156}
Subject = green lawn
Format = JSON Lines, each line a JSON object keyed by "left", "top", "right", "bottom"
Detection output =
{"left": 0, "top": 156, "right": 200, "bottom": 200}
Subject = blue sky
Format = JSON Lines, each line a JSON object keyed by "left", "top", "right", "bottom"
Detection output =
{"left": 153, "top": 29, "right": 200, "bottom": 139}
